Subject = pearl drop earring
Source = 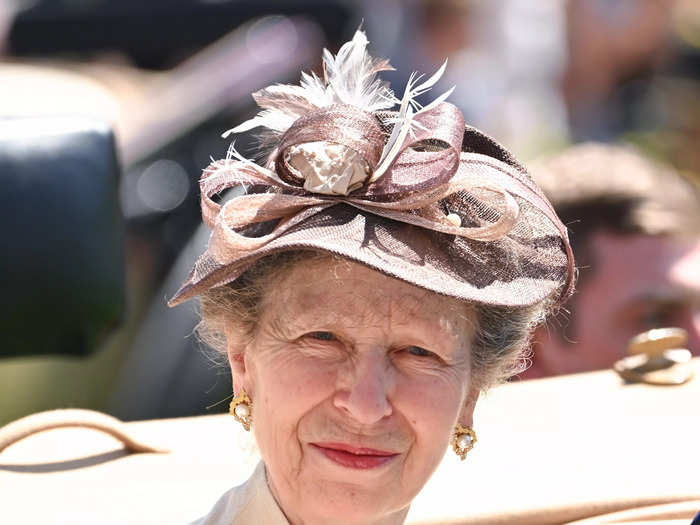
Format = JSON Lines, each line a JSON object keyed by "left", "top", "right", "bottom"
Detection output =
{"left": 452, "top": 423, "right": 477, "bottom": 460}
{"left": 229, "top": 388, "right": 253, "bottom": 431}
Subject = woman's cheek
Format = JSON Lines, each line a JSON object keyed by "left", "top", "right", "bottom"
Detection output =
{"left": 399, "top": 372, "right": 466, "bottom": 428}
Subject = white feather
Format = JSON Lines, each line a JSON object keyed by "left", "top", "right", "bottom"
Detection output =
{"left": 222, "top": 109, "right": 296, "bottom": 137}
{"left": 372, "top": 60, "right": 452, "bottom": 179}
{"left": 416, "top": 85, "right": 456, "bottom": 116}
{"left": 372, "top": 105, "right": 414, "bottom": 181}
{"left": 222, "top": 29, "right": 454, "bottom": 179}
{"left": 299, "top": 71, "right": 334, "bottom": 107}
{"left": 374, "top": 71, "right": 420, "bottom": 173}
{"left": 413, "top": 59, "right": 448, "bottom": 97}
{"left": 226, "top": 29, "right": 399, "bottom": 138}
{"left": 322, "top": 30, "right": 397, "bottom": 111}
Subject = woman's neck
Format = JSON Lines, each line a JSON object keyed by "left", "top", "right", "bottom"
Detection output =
{"left": 264, "top": 465, "right": 410, "bottom": 525}
{"left": 281, "top": 504, "right": 410, "bottom": 525}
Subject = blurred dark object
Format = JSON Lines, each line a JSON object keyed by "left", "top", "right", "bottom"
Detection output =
{"left": 108, "top": 223, "right": 219, "bottom": 420}
{"left": 0, "top": 117, "right": 125, "bottom": 357}
{"left": 8, "top": 0, "right": 351, "bottom": 69}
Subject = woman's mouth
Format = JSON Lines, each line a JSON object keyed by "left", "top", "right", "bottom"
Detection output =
{"left": 310, "top": 442, "right": 399, "bottom": 469}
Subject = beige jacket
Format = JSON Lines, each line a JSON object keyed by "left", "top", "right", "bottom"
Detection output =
{"left": 191, "top": 462, "right": 288, "bottom": 525}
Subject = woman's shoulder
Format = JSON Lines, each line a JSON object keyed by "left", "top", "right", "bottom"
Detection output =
{"left": 189, "top": 484, "right": 241, "bottom": 525}
{"left": 190, "top": 462, "right": 289, "bottom": 525}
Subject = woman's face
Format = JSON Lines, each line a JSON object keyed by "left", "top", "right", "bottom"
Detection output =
{"left": 227, "top": 259, "right": 479, "bottom": 525}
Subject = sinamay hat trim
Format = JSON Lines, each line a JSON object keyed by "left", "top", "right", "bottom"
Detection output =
{"left": 169, "top": 30, "right": 574, "bottom": 308}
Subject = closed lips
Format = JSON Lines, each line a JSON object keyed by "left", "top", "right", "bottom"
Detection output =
{"left": 311, "top": 442, "right": 399, "bottom": 469}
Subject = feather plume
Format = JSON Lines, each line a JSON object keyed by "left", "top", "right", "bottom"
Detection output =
{"left": 221, "top": 29, "right": 455, "bottom": 179}
{"left": 372, "top": 60, "right": 453, "bottom": 180}
{"left": 253, "top": 85, "right": 318, "bottom": 115}
{"left": 222, "top": 29, "right": 398, "bottom": 140}
{"left": 321, "top": 30, "right": 397, "bottom": 111}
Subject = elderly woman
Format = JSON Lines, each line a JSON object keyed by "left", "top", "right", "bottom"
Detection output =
{"left": 168, "top": 30, "right": 574, "bottom": 525}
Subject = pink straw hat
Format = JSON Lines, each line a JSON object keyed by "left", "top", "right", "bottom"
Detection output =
{"left": 169, "top": 30, "right": 574, "bottom": 308}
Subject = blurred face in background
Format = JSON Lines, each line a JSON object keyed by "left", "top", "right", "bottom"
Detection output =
{"left": 527, "top": 230, "right": 700, "bottom": 378}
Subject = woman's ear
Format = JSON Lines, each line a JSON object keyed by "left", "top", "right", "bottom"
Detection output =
{"left": 458, "top": 384, "right": 480, "bottom": 428}
{"left": 224, "top": 323, "right": 249, "bottom": 391}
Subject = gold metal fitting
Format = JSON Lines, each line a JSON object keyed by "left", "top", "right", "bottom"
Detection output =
{"left": 626, "top": 327, "right": 688, "bottom": 357}
{"left": 614, "top": 327, "right": 693, "bottom": 386}
{"left": 229, "top": 388, "right": 253, "bottom": 431}
{"left": 452, "top": 423, "right": 477, "bottom": 460}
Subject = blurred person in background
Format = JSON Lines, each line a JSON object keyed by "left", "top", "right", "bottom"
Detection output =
{"left": 523, "top": 143, "right": 700, "bottom": 378}
{"left": 363, "top": 0, "right": 570, "bottom": 158}
{"left": 563, "top": 0, "right": 700, "bottom": 181}
{"left": 563, "top": 0, "right": 677, "bottom": 142}
{"left": 365, "top": 0, "right": 700, "bottom": 175}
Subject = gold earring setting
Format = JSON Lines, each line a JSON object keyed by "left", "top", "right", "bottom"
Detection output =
{"left": 452, "top": 423, "right": 477, "bottom": 460}
{"left": 229, "top": 388, "right": 253, "bottom": 431}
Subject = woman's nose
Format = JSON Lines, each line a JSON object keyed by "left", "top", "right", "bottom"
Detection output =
{"left": 333, "top": 350, "right": 393, "bottom": 425}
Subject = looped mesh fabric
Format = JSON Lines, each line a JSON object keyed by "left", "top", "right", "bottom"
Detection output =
{"left": 169, "top": 115, "right": 573, "bottom": 308}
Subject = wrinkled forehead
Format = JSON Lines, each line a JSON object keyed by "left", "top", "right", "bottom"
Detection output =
{"left": 262, "top": 258, "right": 474, "bottom": 334}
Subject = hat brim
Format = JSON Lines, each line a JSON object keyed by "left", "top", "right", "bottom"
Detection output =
{"left": 168, "top": 201, "right": 567, "bottom": 308}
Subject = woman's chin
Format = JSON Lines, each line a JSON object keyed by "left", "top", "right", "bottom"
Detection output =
{"left": 297, "top": 482, "right": 409, "bottom": 525}
{"left": 293, "top": 443, "right": 413, "bottom": 519}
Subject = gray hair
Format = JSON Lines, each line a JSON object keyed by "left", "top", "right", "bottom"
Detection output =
{"left": 197, "top": 251, "right": 551, "bottom": 391}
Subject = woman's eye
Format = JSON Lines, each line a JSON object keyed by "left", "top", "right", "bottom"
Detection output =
{"left": 404, "top": 346, "right": 434, "bottom": 358}
{"left": 307, "top": 331, "right": 337, "bottom": 341}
